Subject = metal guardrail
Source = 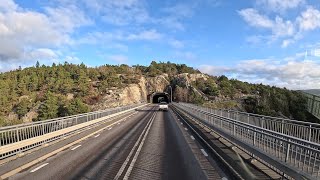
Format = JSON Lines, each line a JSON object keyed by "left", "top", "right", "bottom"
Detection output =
{"left": 174, "top": 103, "right": 320, "bottom": 180}
{"left": 181, "top": 103, "right": 320, "bottom": 144}
{"left": 304, "top": 92, "right": 320, "bottom": 120}
{"left": 0, "top": 104, "right": 144, "bottom": 157}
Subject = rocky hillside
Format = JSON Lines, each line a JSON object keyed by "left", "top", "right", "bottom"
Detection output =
{"left": 0, "top": 61, "right": 315, "bottom": 126}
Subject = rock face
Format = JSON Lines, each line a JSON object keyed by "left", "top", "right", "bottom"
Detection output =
{"left": 92, "top": 73, "right": 209, "bottom": 110}
{"left": 92, "top": 75, "right": 169, "bottom": 110}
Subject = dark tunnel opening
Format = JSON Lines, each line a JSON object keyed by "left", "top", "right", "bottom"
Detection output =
{"left": 151, "top": 93, "right": 170, "bottom": 103}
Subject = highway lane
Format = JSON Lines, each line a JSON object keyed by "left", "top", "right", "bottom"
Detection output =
{"left": 7, "top": 105, "right": 224, "bottom": 180}
{"left": 0, "top": 108, "right": 141, "bottom": 175}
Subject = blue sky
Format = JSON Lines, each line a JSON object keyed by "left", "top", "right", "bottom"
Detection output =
{"left": 1, "top": 0, "right": 320, "bottom": 89}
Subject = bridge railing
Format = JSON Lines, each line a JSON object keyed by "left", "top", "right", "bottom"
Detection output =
{"left": 304, "top": 92, "right": 320, "bottom": 119}
{"left": 0, "top": 103, "right": 143, "bottom": 148}
{"left": 180, "top": 103, "right": 320, "bottom": 144}
{"left": 174, "top": 103, "right": 320, "bottom": 179}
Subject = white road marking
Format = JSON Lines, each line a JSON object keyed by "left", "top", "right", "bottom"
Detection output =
{"left": 114, "top": 112, "right": 156, "bottom": 180}
{"left": 94, "top": 134, "right": 100, "bottom": 138}
{"left": 118, "top": 123, "right": 120, "bottom": 125}
{"left": 201, "top": 149, "right": 208, "bottom": 157}
{"left": 190, "top": 135, "right": 195, "bottom": 140}
{"left": 184, "top": 128, "right": 188, "bottom": 131}
{"left": 71, "top": 145, "right": 81, "bottom": 151}
{"left": 108, "top": 127, "right": 112, "bottom": 130}
{"left": 30, "top": 163, "right": 49, "bottom": 173}
{"left": 222, "top": 177, "right": 228, "bottom": 180}
{"left": 180, "top": 123, "right": 183, "bottom": 125}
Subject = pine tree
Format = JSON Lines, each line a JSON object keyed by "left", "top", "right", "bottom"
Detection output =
{"left": 16, "top": 99, "right": 30, "bottom": 119}
{"left": 37, "top": 92, "right": 59, "bottom": 120}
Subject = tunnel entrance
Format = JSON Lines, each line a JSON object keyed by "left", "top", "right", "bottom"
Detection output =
{"left": 149, "top": 92, "right": 170, "bottom": 103}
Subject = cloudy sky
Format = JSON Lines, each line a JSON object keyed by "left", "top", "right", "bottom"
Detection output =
{"left": 0, "top": 0, "right": 320, "bottom": 89}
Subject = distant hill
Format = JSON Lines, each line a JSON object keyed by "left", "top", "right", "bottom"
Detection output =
{"left": 302, "top": 89, "right": 320, "bottom": 96}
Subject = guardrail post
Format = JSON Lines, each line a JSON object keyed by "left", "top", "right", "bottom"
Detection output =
{"left": 281, "top": 120, "right": 284, "bottom": 134}
{"left": 16, "top": 129, "right": 19, "bottom": 142}
{"left": 247, "top": 114, "right": 250, "bottom": 124}
{"left": 42, "top": 124, "right": 45, "bottom": 135}
{"left": 308, "top": 125, "right": 312, "bottom": 142}
{"left": 311, "top": 95, "right": 316, "bottom": 114}
{"left": 261, "top": 117, "right": 264, "bottom": 129}
{"left": 285, "top": 140, "right": 291, "bottom": 162}
{"left": 233, "top": 122, "right": 236, "bottom": 136}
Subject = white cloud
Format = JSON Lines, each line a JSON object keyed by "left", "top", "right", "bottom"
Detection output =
{"left": 0, "top": 0, "right": 18, "bottom": 12}
{"left": 256, "top": 0, "right": 305, "bottom": 13}
{"left": 0, "top": 0, "right": 91, "bottom": 67}
{"left": 239, "top": 9, "right": 273, "bottom": 28}
{"left": 127, "top": 29, "right": 163, "bottom": 41}
{"left": 297, "top": 7, "right": 320, "bottom": 31}
{"left": 199, "top": 57, "right": 320, "bottom": 89}
{"left": 239, "top": 8, "right": 295, "bottom": 39}
{"left": 108, "top": 55, "right": 128, "bottom": 64}
{"left": 281, "top": 39, "right": 294, "bottom": 48}
{"left": 27, "top": 48, "right": 58, "bottom": 60}
{"left": 239, "top": 6, "right": 320, "bottom": 47}
{"left": 45, "top": 6, "right": 92, "bottom": 33}
{"left": 83, "top": 0, "right": 150, "bottom": 26}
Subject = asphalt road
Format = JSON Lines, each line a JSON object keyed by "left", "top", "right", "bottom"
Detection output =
{"left": 3, "top": 105, "right": 223, "bottom": 180}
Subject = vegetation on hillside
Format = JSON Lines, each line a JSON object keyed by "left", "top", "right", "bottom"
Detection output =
{"left": 0, "top": 61, "right": 315, "bottom": 126}
{"left": 0, "top": 61, "right": 199, "bottom": 126}
{"left": 191, "top": 75, "right": 315, "bottom": 122}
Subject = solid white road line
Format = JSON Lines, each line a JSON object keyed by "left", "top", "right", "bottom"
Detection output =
{"left": 123, "top": 113, "right": 156, "bottom": 180}
{"left": 190, "top": 135, "right": 195, "bottom": 140}
{"left": 71, "top": 145, "right": 81, "bottom": 151}
{"left": 201, "top": 149, "right": 208, "bottom": 157}
{"left": 30, "top": 163, "right": 49, "bottom": 173}
{"left": 94, "top": 134, "right": 100, "bottom": 138}
{"left": 114, "top": 112, "right": 156, "bottom": 180}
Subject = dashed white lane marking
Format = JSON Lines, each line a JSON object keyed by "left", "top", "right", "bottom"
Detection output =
{"left": 201, "top": 149, "right": 208, "bottom": 157}
{"left": 190, "top": 135, "right": 195, "bottom": 140}
{"left": 71, "top": 145, "right": 81, "bottom": 151}
{"left": 180, "top": 122, "right": 183, "bottom": 125}
{"left": 184, "top": 128, "right": 188, "bottom": 131}
{"left": 94, "top": 134, "right": 100, "bottom": 138}
{"left": 30, "top": 163, "right": 49, "bottom": 173}
{"left": 108, "top": 127, "right": 112, "bottom": 130}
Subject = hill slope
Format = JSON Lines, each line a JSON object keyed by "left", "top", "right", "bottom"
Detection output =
{"left": 0, "top": 61, "right": 315, "bottom": 126}
{"left": 303, "top": 89, "right": 320, "bottom": 96}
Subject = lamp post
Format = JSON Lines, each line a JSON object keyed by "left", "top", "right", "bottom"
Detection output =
{"left": 169, "top": 85, "right": 172, "bottom": 103}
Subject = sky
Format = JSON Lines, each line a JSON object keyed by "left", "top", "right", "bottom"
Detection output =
{"left": 0, "top": 0, "right": 320, "bottom": 89}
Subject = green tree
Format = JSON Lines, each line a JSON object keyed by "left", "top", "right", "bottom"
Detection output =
{"left": 66, "top": 98, "right": 90, "bottom": 115}
{"left": 16, "top": 98, "right": 30, "bottom": 119}
{"left": 37, "top": 92, "right": 59, "bottom": 120}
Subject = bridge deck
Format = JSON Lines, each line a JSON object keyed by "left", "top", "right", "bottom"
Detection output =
{"left": 0, "top": 105, "right": 228, "bottom": 180}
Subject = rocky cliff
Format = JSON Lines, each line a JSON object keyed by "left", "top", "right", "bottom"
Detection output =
{"left": 91, "top": 73, "right": 208, "bottom": 110}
